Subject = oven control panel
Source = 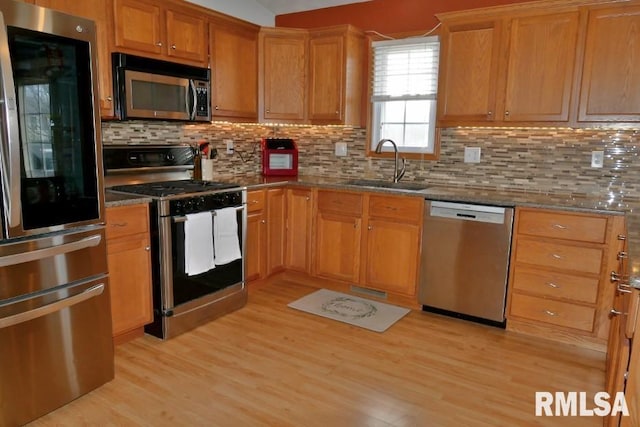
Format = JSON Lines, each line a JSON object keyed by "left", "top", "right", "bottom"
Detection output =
{"left": 169, "top": 191, "right": 243, "bottom": 216}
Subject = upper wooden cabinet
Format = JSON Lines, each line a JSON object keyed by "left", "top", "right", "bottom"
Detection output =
{"left": 210, "top": 19, "right": 259, "bottom": 121}
{"left": 259, "top": 28, "right": 308, "bottom": 123}
{"left": 259, "top": 25, "right": 365, "bottom": 125}
{"left": 579, "top": 3, "right": 640, "bottom": 122}
{"left": 114, "top": 0, "right": 208, "bottom": 66}
{"left": 438, "top": 9, "right": 581, "bottom": 126}
{"left": 308, "top": 26, "right": 365, "bottom": 125}
{"left": 35, "top": 0, "right": 115, "bottom": 118}
{"left": 438, "top": 0, "right": 640, "bottom": 127}
{"left": 503, "top": 12, "right": 580, "bottom": 122}
{"left": 437, "top": 19, "right": 503, "bottom": 124}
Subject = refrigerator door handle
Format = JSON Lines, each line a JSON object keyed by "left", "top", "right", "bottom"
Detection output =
{"left": 0, "top": 11, "right": 22, "bottom": 229}
{"left": 0, "top": 233, "right": 102, "bottom": 267}
{"left": 0, "top": 283, "right": 105, "bottom": 329}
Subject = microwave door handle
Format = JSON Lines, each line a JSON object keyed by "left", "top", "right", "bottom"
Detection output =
{"left": 189, "top": 80, "right": 197, "bottom": 120}
{"left": 0, "top": 12, "right": 21, "bottom": 228}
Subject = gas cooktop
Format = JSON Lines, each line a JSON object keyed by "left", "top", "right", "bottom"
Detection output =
{"left": 110, "top": 180, "right": 242, "bottom": 198}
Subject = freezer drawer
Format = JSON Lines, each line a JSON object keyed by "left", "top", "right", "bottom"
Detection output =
{"left": 0, "top": 275, "right": 114, "bottom": 426}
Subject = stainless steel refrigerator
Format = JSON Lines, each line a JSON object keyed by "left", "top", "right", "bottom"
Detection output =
{"left": 0, "top": 1, "right": 113, "bottom": 425}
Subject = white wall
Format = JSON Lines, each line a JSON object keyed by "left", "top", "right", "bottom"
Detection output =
{"left": 185, "top": 0, "right": 275, "bottom": 26}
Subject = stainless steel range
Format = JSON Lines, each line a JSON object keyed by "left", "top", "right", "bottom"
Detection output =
{"left": 104, "top": 145, "right": 247, "bottom": 339}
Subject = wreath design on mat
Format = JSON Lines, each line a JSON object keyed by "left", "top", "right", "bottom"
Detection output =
{"left": 321, "top": 297, "right": 378, "bottom": 320}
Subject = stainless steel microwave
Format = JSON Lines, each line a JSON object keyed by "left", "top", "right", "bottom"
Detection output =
{"left": 112, "top": 53, "right": 211, "bottom": 122}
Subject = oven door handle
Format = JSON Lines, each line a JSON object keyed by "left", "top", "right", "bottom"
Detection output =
{"left": 172, "top": 206, "right": 245, "bottom": 223}
{"left": 189, "top": 80, "right": 197, "bottom": 120}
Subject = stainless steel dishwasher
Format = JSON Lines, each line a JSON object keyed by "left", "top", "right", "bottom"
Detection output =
{"left": 419, "top": 201, "right": 514, "bottom": 327}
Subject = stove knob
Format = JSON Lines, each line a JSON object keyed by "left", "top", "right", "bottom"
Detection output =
{"left": 185, "top": 198, "right": 195, "bottom": 213}
{"left": 173, "top": 200, "right": 184, "bottom": 214}
{"left": 195, "top": 196, "right": 206, "bottom": 210}
{"left": 165, "top": 153, "right": 175, "bottom": 162}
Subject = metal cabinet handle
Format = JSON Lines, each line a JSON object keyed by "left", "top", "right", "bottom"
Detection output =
{"left": 110, "top": 222, "right": 128, "bottom": 227}
{"left": 171, "top": 44, "right": 177, "bottom": 50}
{"left": 505, "top": 110, "right": 510, "bottom": 118}
{"left": 551, "top": 254, "right": 562, "bottom": 259}
{"left": 215, "top": 105, "right": 219, "bottom": 110}
{"left": 487, "top": 111, "right": 493, "bottom": 118}
{"left": 618, "top": 235, "right": 627, "bottom": 241}
{"left": 547, "top": 282, "right": 560, "bottom": 289}
{"left": 544, "top": 310, "right": 557, "bottom": 317}
{"left": 367, "top": 225, "right": 372, "bottom": 230}
{"left": 611, "top": 271, "right": 629, "bottom": 283}
{"left": 305, "top": 197, "right": 310, "bottom": 201}
{"left": 260, "top": 219, "right": 266, "bottom": 224}
{"left": 145, "top": 246, "right": 151, "bottom": 251}
{"left": 618, "top": 251, "right": 628, "bottom": 260}
{"left": 156, "top": 41, "right": 163, "bottom": 47}
{"left": 106, "top": 96, "right": 113, "bottom": 102}
{"left": 611, "top": 309, "right": 624, "bottom": 316}
{"left": 552, "top": 224, "right": 567, "bottom": 230}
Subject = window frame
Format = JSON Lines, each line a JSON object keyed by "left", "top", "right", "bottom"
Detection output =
{"left": 366, "top": 34, "right": 441, "bottom": 161}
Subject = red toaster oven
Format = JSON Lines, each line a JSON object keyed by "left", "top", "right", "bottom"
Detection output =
{"left": 261, "top": 138, "right": 298, "bottom": 176}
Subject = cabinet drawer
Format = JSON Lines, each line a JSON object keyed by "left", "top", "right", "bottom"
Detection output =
{"left": 515, "top": 239, "right": 603, "bottom": 274}
{"left": 518, "top": 210, "right": 607, "bottom": 243}
{"left": 247, "top": 190, "right": 265, "bottom": 212}
{"left": 317, "top": 191, "right": 362, "bottom": 216}
{"left": 106, "top": 204, "right": 149, "bottom": 239}
{"left": 510, "top": 293, "right": 596, "bottom": 332}
{"left": 511, "top": 267, "right": 599, "bottom": 304}
{"left": 368, "top": 195, "right": 422, "bottom": 222}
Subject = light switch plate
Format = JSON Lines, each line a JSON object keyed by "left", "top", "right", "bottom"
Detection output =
{"left": 335, "top": 142, "right": 348, "bottom": 157}
{"left": 591, "top": 150, "right": 604, "bottom": 168}
{"left": 464, "top": 147, "right": 481, "bottom": 163}
{"left": 225, "top": 140, "right": 234, "bottom": 154}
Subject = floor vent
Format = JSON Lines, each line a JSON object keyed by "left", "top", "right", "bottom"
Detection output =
{"left": 350, "top": 285, "right": 387, "bottom": 299}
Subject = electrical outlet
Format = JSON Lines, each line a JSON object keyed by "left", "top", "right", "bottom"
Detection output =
{"left": 591, "top": 150, "right": 604, "bottom": 168}
{"left": 225, "top": 140, "right": 234, "bottom": 155}
{"left": 335, "top": 142, "right": 347, "bottom": 157}
{"left": 464, "top": 147, "right": 481, "bottom": 163}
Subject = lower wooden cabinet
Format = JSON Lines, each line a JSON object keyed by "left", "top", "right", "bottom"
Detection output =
{"left": 245, "top": 188, "right": 285, "bottom": 281}
{"left": 314, "top": 190, "right": 423, "bottom": 297}
{"left": 360, "top": 195, "right": 422, "bottom": 296}
{"left": 285, "top": 188, "right": 313, "bottom": 273}
{"left": 506, "top": 207, "right": 625, "bottom": 350}
{"left": 105, "top": 203, "right": 153, "bottom": 344}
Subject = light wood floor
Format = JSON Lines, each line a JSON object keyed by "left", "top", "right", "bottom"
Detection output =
{"left": 31, "top": 274, "right": 606, "bottom": 427}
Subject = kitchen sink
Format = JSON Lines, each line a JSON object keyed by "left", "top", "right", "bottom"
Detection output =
{"left": 344, "top": 179, "right": 429, "bottom": 191}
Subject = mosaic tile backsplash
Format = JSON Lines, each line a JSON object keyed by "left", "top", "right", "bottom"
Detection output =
{"left": 102, "top": 120, "right": 640, "bottom": 198}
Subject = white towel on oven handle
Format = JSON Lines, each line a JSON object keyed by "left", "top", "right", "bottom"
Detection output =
{"left": 214, "top": 207, "right": 242, "bottom": 265}
{"left": 184, "top": 211, "right": 215, "bottom": 276}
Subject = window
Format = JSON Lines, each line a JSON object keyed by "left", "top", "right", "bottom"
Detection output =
{"left": 370, "top": 36, "right": 440, "bottom": 156}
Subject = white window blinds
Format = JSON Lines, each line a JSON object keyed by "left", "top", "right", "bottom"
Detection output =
{"left": 371, "top": 36, "right": 440, "bottom": 102}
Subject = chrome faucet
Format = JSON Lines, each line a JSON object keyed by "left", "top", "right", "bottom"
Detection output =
{"left": 375, "top": 139, "right": 406, "bottom": 183}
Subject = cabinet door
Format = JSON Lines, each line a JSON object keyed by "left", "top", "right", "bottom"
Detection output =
{"left": 210, "top": 22, "right": 258, "bottom": 120}
{"left": 260, "top": 30, "right": 307, "bottom": 122}
{"left": 362, "top": 219, "right": 420, "bottom": 296}
{"left": 437, "top": 19, "right": 503, "bottom": 124}
{"left": 503, "top": 12, "right": 579, "bottom": 122}
{"left": 579, "top": 4, "right": 640, "bottom": 122}
{"left": 266, "top": 188, "right": 286, "bottom": 275}
{"left": 285, "top": 188, "right": 313, "bottom": 273}
{"left": 308, "top": 34, "right": 343, "bottom": 123}
{"left": 114, "top": 0, "right": 163, "bottom": 56}
{"left": 166, "top": 9, "right": 208, "bottom": 65}
{"left": 107, "top": 233, "right": 152, "bottom": 337}
{"left": 245, "top": 210, "right": 266, "bottom": 282}
{"left": 36, "top": 0, "right": 115, "bottom": 118}
{"left": 315, "top": 212, "right": 360, "bottom": 283}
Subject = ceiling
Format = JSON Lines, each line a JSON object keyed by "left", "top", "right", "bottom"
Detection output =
{"left": 252, "top": 0, "right": 371, "bottom": 15}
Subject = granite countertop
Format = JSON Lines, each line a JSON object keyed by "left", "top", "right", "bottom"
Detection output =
{"left": 229, "top": 174, "right": 640, "bottom": 289}
{"left": 104, "top": 190, "right": 152, "bottom": 207}
{"left": 103, "top": 173, "right": 640, "bottom": 289}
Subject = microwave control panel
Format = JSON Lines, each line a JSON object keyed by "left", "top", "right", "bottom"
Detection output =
{"left": 195, "top": 81, "right": 209, "bottom": 118}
